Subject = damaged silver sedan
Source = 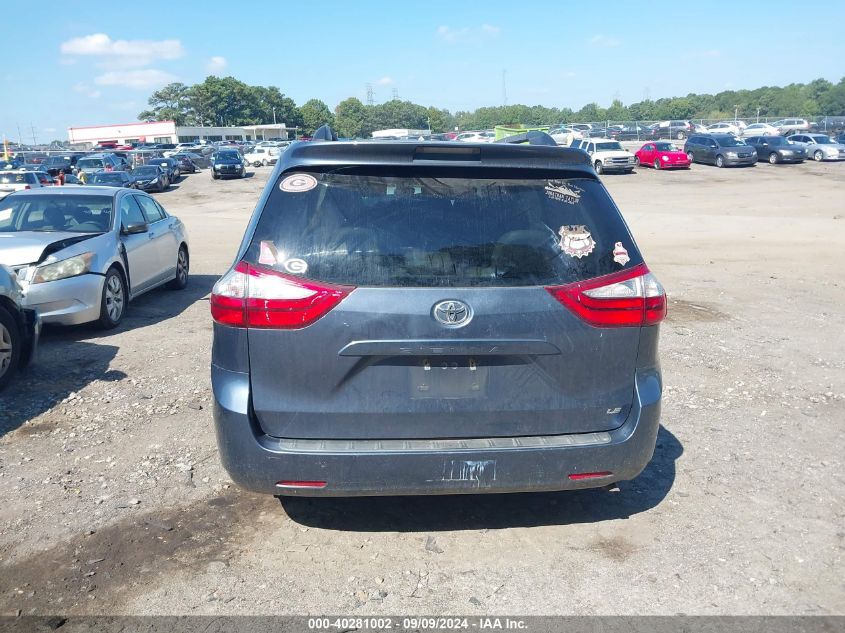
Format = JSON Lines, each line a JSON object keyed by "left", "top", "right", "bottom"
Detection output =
{"left": 0, "top": 187, "right": 189, "bottom": 328}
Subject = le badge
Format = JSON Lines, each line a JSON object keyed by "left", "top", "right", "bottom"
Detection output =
{"left": 558, "top": 225, "right": 595, "bottom": 258}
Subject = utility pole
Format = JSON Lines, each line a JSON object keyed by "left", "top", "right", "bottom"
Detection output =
{"left": 16, "top": 123, "right": 23, "bottom": 146}
{"left": 502, "top": 69, "right": 508, "bottom": 106}
{"left": 365, "top": 83, "right": 374, "bottom": 106}
{"left": 756, "top": 107, "right": 761, "bottom": 123}
{"left": 734, "top": 105, "right": 739, "bottom": 122}
{"left": 30, "top": 122, "right": 37, "bottom": 146}
{"left": 273, "top": 107, "right": 276, "bottom": 124}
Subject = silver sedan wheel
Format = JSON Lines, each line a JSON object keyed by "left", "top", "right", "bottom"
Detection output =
{"left": 176, "top": 249, "right": 189, "bottom": 285}
{"left": 0, "top": 322, "right": 12, "bottom": 380}
{"left": 105, "top": 274, "right": 125, "bottom": 322}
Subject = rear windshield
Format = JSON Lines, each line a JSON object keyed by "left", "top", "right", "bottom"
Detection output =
{"left": 78, "top": 158, "right": 104, "bottom": 169}
{"left": 246, "top": 169, "right": 642, "bottom": 287}
{"left": 0, "top": 173, "right": 36, "bottom": 184}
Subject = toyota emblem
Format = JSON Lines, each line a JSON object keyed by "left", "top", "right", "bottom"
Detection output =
{"left": 433, "top": 300, "right": 471, "bottom": 327}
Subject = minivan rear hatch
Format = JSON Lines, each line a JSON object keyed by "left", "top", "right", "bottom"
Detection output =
{"left": 241, "top": 166, "right": 646, "bottom": 440}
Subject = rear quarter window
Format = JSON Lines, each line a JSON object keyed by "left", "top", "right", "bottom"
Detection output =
{"left": 245, "top": 168, "right": 643, "bottom": 288}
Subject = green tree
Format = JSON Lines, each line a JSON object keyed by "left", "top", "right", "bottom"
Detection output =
{"left": 298, "top": 99, "right": 334, "bottom": 136}
{"left": 138, "top": 82, "right": 191, "bottom": 125}
{"left": 334, "top": 97, "right": 367, "bottom": 138}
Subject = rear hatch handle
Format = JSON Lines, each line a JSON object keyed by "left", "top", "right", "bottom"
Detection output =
{"left": 338, "top": 339, "right": 561, "bottom": 357}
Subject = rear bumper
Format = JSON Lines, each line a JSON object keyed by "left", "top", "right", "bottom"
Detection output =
{"left": 212, "top": 366, "right": 662, "bottom": 497}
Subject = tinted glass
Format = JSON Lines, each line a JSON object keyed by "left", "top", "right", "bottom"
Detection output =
{"left": 596, "top": 142, "right": 623, "bottom": 151}
{"left": 132, "top": 166, "right": 160, "bottom": 176}
{"left": 77, "top": 158, "right": 104, "bottom": 169}
{"left": 0, "top": 173, "right": 36, "bottom": 184}
{"left": 216, "top": 152, "right": 240, "bottom": 160}
{"left": 91, "top": 173, "right": 125, "bottom": 183}
{"left": 654, "top": 143, "right": 677, "bottom": 151}
{"left": 715, "top": 137, "right": 747, "bottom": 147}
{"left": 0, "top": 194, "right": 113, "bottom": 233}
{"left": 246, "top": 169, "right": 642, "bottom": 288}
{"left": 810, "top": 136, "right": 833, "bottom": 144}
{"left": 766, "top": 137, "right": 787, "bottom": 146}
{"left": 136, "top": 195, "right": 165, "bottom": 223}
{"left": 120, "top": 196, "right": 146, "bottom": 227}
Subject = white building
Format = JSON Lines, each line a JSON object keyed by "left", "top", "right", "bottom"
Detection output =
{"left": 67, "top": 121, "right": 293, "bottom": 147}
{"left": 371, "top": 128, "right": 430, "bottom": 138}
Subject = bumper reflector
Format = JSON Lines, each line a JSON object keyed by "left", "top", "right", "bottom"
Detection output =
{"left": 568, "top": 471, "right": 613, "bottom": 481}
{"left": 276, "top": 480, "right": 328, "bottom": 489}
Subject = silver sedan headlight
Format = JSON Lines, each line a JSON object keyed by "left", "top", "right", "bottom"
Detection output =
{"left": 33, "top": 252, "right": 94, "bottom": 284}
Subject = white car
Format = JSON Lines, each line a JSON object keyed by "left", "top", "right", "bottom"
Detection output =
{"left": 786, "top": 134, "right": 845, "bottom": 161}
{"left": 706, "top": 122, "right": 740, "bottom": 136}
{"left": 243, "top": 147, "right": 280, "bottom": 167}
{"left": 0, "top": 171, "right": 44, "bottom": 194}
{"left": 772, "top": 118, "right": 810, "bottom": 135}
{"left": 455, "top": 131, "right": 495, "bottom": 143}
{"left": 549, "top": 126, "right": 583, "bottom": 145}
{"left": 576, "top": 138, "right": 637, "bottom": 174}
{"left": 742, "top": 123, "right": 780, "bottom": 137}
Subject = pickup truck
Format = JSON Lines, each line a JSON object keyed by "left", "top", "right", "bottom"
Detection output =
{"left": 574, "top": 138, "right": 637, "bottom": 174}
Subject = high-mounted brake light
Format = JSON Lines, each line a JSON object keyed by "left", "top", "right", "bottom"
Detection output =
{"left": 546, "top": 263, "right": 666, "bottom": 327}
{"left": 210, "top": 261, "right": 355, "bottom": 329}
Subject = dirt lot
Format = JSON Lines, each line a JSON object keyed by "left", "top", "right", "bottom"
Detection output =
{"left": 1, "top": 158, "right": 843, "bottom": 616}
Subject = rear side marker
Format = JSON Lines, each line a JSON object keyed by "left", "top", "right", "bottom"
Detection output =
{"left": 276, "top": 480, "right": 328, "bottom": 489}
{"left": 568, "top": 471, "right": 613, "bottom": 481}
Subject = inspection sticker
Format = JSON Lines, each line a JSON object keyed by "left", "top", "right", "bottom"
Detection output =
{"left": 613, "top": 242, "right": 630, "bottom": 266}
{"left": 558, "top": 225, "right": 595, "bottom": 258}
{"left": 545, "top": 181, "right": 582, "bottom": 204}
{"left": 279, "top": 173, "right": 317, "bottom": 193}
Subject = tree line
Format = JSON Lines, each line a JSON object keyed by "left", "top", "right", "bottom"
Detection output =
{"left": 140, "top": 76, "right": 845, "bottom": 138}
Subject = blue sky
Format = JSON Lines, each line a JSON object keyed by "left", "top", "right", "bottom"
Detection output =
{"left": 2, "top": 0, "right": 844, "bottom": 143}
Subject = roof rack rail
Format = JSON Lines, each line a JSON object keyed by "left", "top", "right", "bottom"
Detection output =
{"left": 312, "top": 124, "right": 337, "bottom": 142}
{"left": 494, "top": 130, "right": 558, "bottom": 147}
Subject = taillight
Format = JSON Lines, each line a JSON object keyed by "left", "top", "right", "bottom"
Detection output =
{"left": 546, "top": 263, "right": 666, "bottom": 327}
{"left": 210, "top": 261, "right": 354, "bottom": 329}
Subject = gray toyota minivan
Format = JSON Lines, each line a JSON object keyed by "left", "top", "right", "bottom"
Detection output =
{"left": 211, "top": 134, "right": 666, "bottom": 496}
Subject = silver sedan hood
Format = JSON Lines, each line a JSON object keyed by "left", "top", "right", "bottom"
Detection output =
{"left": 0, "top": 231, "right": 98, "bottom": 267}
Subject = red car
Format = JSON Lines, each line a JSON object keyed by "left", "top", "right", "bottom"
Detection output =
{"left": 635, "top": 141, "right": 691, "bottom": 170}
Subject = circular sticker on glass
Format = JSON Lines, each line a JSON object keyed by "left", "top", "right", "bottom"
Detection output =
{"left": 280, "top": 173, "right": 317, "bottom": 193}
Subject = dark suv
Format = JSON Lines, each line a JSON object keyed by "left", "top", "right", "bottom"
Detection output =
{"left": 684, "top": 134, "right": 758, "bottom": 167}
{"left": 210, "top": 134, "right": 667, "bottom": 496}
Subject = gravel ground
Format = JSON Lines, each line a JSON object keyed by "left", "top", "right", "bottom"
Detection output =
{"left": 0, "top": 159, "right": 843, "bottom": 616}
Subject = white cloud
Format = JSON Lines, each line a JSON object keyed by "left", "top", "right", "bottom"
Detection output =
{"left": 94, "top": 69, "right": 178, "bottom": 90}
{"left": 60, "top": 33, "right": 183, "bottom": 68}
{"left": 376, "top": 76, "right": 393, "bottom": 86}
{"left": 72, "top": 82, "right": 101, "bottom": 98}
{"left": 436, "top": 24, "right": 501, "bottom": 43}
{"left": 588, "top": 34, "right": 621, "bottom": 48}
{"left": 206, "top": 56, "right": 227, "bottom": 73}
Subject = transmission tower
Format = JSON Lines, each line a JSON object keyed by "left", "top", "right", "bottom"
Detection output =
{"left": 365, "top": 83, "right": 374, "bottom": 106}
{"left": 391, "top": 87, "right": 399, "bottom": 101}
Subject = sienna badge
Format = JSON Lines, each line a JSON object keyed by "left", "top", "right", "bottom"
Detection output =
{"left": 558, "top": 225, "right": 595, "bottom": 259}
{"left": 612, "top": 242, "right": 630, "bottom": 266}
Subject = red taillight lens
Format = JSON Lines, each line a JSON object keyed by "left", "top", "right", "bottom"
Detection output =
{"left": 210, "top": 261, "right": 354, "bottom": 329}
{"left": 546, "top": 263, "right": 667, "bottom": 327}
